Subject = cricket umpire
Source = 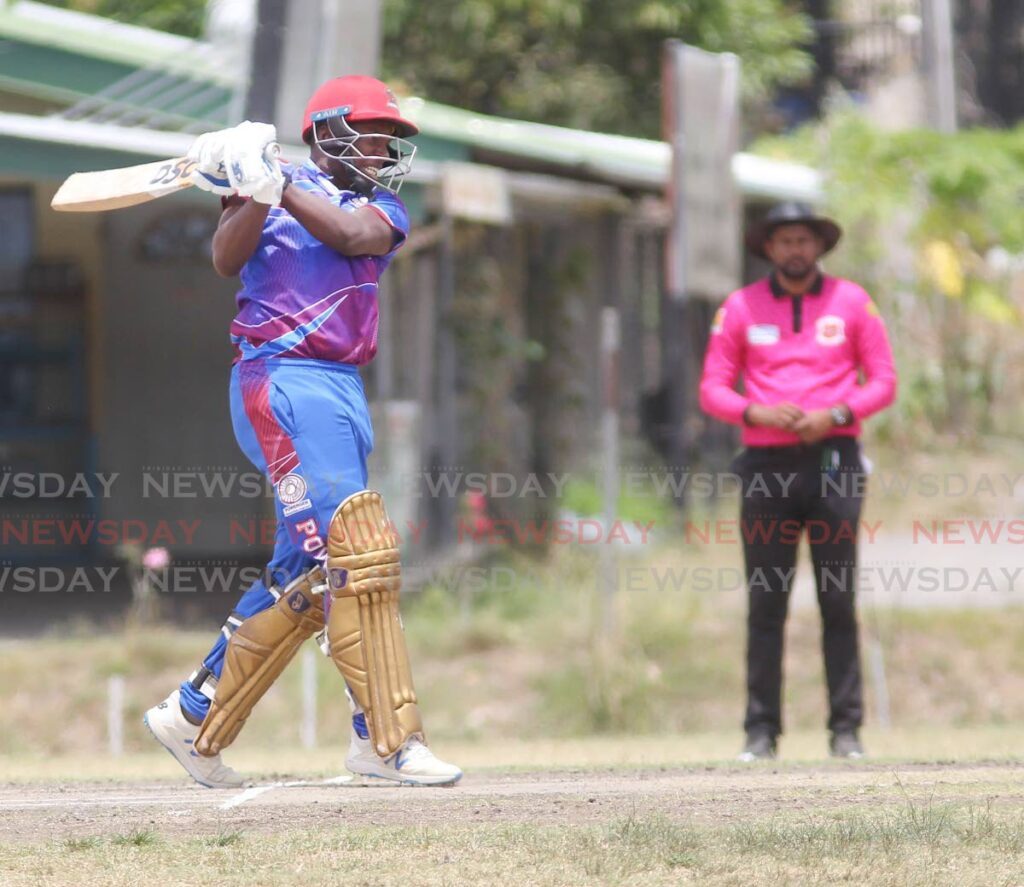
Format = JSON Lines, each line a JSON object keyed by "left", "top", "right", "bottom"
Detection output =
{"left": 699, "top": 202, "right": 896, "bottom": 760}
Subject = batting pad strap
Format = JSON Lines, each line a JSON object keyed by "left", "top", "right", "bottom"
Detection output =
{"left": 220, "top": 611, "right": 245, "bottom": 642}
{"left": 194, "top": 567, "right": 326, "bottom": 757}
{"left": 325, "top": 490, "right": 422, "bottom": 758}
{"left": 188, "top": 667, "right": 218, "bottom": 703}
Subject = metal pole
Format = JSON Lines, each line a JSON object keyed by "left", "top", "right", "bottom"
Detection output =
{"left": 599, "top": 307, "right": 621, "bottom": 634}
{"left": 244, "top": 0, "right": 288, "bottom": 124}
{"left": 435, "top": 214, "right": 459, "bottom": 549}
{"left": 868, "top": 636, "right": 892, "bottom": 731}
{"left": 661, "top": 41, "right": 691, "bottom": 501}
{"left": 922, "top": 0, "right": 958, "bottom": 132}
{"left": 662, "top": 40, "right": 687, "bottom": 303}
{"left": 107, "top": 675, "right": 125, "bottom": 757}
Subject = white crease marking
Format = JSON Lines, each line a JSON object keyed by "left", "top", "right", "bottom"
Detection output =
{"left": 219, "top": 776, "right": 352, "bottom": 810}
{"left": 220, "top": 784, "right": 278, "bottom": 810}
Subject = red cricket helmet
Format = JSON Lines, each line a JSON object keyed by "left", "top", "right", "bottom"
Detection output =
{"left": 301, "top": 75, "right": 418, "bottom": 144}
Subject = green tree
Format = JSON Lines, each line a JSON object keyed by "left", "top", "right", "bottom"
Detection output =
{"left": 382, "top": 0, "right": 813, "bottom": 136}
{"left": 37, "top": 0, "right": 205, "bottom": 38}
{"left": 41, "top": 0, "right": 813, "bottom": 137}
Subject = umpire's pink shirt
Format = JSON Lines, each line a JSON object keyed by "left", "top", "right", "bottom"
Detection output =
{"left": 699, "top": 275, "right": 896, "bottom": 446}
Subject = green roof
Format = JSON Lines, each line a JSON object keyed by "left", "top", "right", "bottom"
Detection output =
{"left": 0, "top": 0, "right": 234, "bottom": 131}
{"left": 0, "top": 1, "right": 230, "bottom": 83}
{"left": 402, "top": 98, "right": 821, "bottom": 201}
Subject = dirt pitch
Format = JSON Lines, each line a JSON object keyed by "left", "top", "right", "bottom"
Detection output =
{"left": 5, "top": 736, "right": 1024, "bottom": 886}
{"left": 2, "top": 761, "right": 1024, "bottom": 845}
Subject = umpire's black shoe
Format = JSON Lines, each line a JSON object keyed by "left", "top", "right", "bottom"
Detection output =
{"left": 829, "top": 731, "right": 865, "bottom": 759}
{"left": 737, "top": 732, "right": 777, "bottom": 762}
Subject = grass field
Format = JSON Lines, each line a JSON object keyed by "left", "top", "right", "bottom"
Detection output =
{"left": 7, "top": 804, "right": 1024, "bottom": 887}
{"left": 5, "top": 509, "right": 1024, "bottom": 885}
{"left": 3, "top": 731, "right": 1024, "bottom": 886}
{"left": 4, "top": 586, "right": 1024, "bottom": 757}
{"left": 2, "top": 723, "right": 1024, "bottom": 783}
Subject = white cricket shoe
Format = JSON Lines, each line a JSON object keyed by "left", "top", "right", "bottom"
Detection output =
{"left": 143, "top": 689, "right": 247, "bottom": 789}
{"left": 346, "top": 732, "right": 462, "bottom": 786}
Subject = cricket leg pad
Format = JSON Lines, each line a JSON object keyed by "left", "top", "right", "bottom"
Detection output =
{"left": 194, "top": 567, "right": 327, "bottom": 756}
{"left": 325, "top": 490, "right": 423, "bottom": 758}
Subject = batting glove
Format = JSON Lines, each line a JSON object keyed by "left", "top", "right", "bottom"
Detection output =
{"left": 185, "top": 126, "right": 235, "bottom": 195}
{"left": 223, "top": 122, "right": 285, "bottom": 205}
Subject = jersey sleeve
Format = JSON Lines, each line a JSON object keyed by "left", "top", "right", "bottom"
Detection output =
{"left": 698, "top": 292, "right": 751, "bottom": 425}
{"left": 368, "top": 191, "right": 410, "bottom": 271}
{"left": 846, "top": 288, "right": 897, "bottom": 420}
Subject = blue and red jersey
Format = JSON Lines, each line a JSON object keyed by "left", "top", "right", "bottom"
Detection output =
{"left": 229, "top": 159, "right": 408, "bottom": 365}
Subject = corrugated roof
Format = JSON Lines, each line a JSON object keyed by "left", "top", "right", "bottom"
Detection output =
{"left": 0, "top": 0, "right": 231, "bottom": 85}
{"left": 402, "top": 98, "right": 822, "bottom": 202}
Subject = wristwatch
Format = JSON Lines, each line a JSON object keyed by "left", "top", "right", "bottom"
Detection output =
{"left": 830, "top": 405, "right": 850, "bottom": 427}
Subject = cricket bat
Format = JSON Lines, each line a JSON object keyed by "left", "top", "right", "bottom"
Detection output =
{"left": 51, "top": 156, "right": 198, "bottom": 212}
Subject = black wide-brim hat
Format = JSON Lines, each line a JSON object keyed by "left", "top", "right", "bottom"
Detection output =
{"left": 745, "top": 201, "right": 842, "bottom": 260}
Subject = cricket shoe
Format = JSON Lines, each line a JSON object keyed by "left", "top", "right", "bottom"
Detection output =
{"left": 143, "top": 689, "right": 246, "bottom": 789}
{"left": 345, "top": 718, "right": 462, "bottom": 786}
{"left": 830, "top": 731, "right": 865, "bottom": 759}
{"left": 737, "top": 732, "right": 777, "bottom": 763}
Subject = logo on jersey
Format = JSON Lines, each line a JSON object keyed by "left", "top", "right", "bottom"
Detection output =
{"left": 283, "top": 499, "right": 313, "bottom": 517}
{"left": 747, "top": 324, "right": 780, "bottom": 346}
{"left": 278, "top": 473, "right": 308, "bottom": 505}
{"left": 815, "top": 315, "right": 846, "bottom": 346}
{"left": 711, "top": 307, "right": 727, "bottom": 335}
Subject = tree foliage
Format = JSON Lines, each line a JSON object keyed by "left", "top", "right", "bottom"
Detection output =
{"left": 37, "top": 0, "right": 205, "bottom": 37}
{"left": 40, "top": 0, "right": 813, "bottom": 137}
{"left": 381, "top": 0, "right": 813, "bottom": 137}
{"left": 756, "top": 115, "right": 1024, "bottom": 442}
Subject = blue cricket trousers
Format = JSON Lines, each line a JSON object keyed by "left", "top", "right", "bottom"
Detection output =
{"left": 179, "top": 357, "right": 373, "bottom": 722}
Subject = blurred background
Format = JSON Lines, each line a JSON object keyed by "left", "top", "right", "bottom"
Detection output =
{"left": 0, "top": 0, "right": 1023, "bottom": 759}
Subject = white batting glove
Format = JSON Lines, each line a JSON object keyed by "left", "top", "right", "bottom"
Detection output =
{"left": 187, "top": 121, "right": 282, "bottom": 200}
{"left": 247, "top": 170, "right": 286, "bottom": 205}
{"left": 223, "top": 122, "right": 284, "bottom": 205}
{"left": 185, "top": 127, "right": 234, "bottom": 195}
{"left": 228, "top": 150, "right": 285, "bottom": 205}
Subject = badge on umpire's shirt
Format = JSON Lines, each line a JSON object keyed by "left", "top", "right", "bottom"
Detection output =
{"left": 747, "top": 324, "right": 780, "bottom": 346}
{"left": 815, "top": 315, "right": 846, "bottom": 346}
{"left": 711, "top": 307, "right": 726, "bottom": 335}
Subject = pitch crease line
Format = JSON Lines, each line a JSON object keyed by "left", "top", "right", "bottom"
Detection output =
{"left": 220, "top": 784, "right": 278, "bottom": 809}
{"left": 219, "top": 775, "right": 352, "bottom": 809}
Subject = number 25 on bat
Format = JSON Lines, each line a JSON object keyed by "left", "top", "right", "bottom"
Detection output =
{"left": 149, "top": 159, "right": 198, "bottom": 186}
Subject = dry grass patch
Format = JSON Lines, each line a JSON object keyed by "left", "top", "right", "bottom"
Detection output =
{"left": 4, "top": 802, "right": 1024, "bottom": 887}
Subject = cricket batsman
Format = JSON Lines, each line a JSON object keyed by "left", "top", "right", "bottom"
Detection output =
{"left": 143, "top": 75, "right": 462, "bottom": 787}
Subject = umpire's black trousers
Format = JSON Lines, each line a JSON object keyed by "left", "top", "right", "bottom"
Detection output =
{"left": 734, "top": 436, "right": 866, "bottom": 739}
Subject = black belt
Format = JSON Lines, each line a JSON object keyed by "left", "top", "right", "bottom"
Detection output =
{"left": 751, "top": 435, "right": 855, "bottom": 452}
